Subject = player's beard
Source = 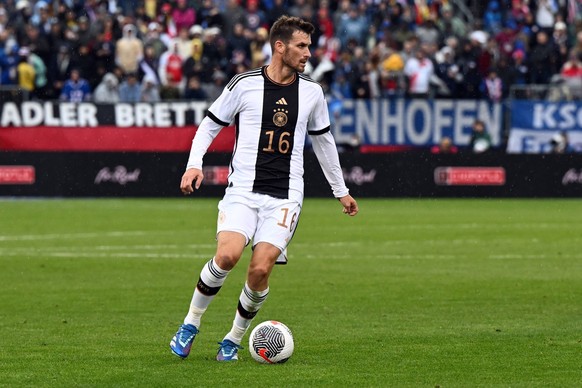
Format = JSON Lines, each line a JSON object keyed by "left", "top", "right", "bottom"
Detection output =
{"left": 282, "top": 51, "right": 306, "bottom": 73}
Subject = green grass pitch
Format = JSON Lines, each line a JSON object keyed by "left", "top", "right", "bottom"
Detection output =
{"left": 1, "top": 198, "right": 581, "bottom": 387}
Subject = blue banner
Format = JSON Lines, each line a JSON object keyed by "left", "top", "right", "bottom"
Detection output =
{"left": 329, "top": 99, "right": 502, "bottom": 147}
{"left": 507, "top": 100, "right": 582, "bottom": 153}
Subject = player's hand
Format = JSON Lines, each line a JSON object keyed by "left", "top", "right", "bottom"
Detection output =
{"left": 338, "top": 195, "right": 358, "bottom": 216}
{"left": 180, "top": 168, "right": 204, "bottom": 195}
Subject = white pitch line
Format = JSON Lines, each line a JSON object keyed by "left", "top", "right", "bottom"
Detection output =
{"left": 1, "top": 222, "right": 578, "bottom": 242}
{"left": 0, "top": 230, "right": 190, "bottom": 242}
{"left": 0, "top": 251, "right": 210, "bottom": 259}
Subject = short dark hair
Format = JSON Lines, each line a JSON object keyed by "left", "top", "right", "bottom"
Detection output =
{"left": 269, "top": 15, "right": 315, "bottom": 49}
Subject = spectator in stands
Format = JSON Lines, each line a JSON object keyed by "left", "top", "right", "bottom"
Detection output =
{"left": 140, "top": 74, "right": 161, "bottom": 102}
{"left": 144, "top": 22, "right": 167, "bottom": 60}
{"left": 172, "top": 0, "right": 196, "bottom": 33}
{"left": 267, "top": 0, "right": 287, "bottom": 26}
{"left": 74, "top": 44, "right": 99, "bottom": 90}
{"left": 415, "top": 16, "right": 441, "bottom": 52}
{"left": 200, "top": 26, "right": 224, "bottom": 77}
{"left": 529, "top": 31, "right": 557, "bottom": 84}
{"left": 559, "top": 51, "right": 582, "bottom": 99}
{"left": 60, "top": 68, "right": 92, "bottom": 102}
{"left": 351, "top": 46, "right": 376, "bottom": 99}
{"left": 197, "top": 0, "right": 224, "bottom": 30}
{"left": 229, "top": 22, "right": 252, "bottom": 65}
{"left": 76, "top": 16, "right": 95, "bottom": 49}
{"left": 158, "top": 3, "right": 178, "bottom": 40}
{"left": 481, "top": 68, "right": 503, "bottom": 102}
{"left": 456, "top": 38, "right": 483, "bottom": 98}
{"left": 182, "top": 28, "right": 204, "bottom": 81}
{"left": 404, "top": 47, "right": 434, "bottom": 98}
{"left": 315, "top": 5, "right": 334, "bottom": 45}
{"left": 552, "top": 21, "right": 569, "bottom": 71}
{"left": 28, "top": 47, "right": 47, "bottom": 99}
{"left": 508, "top": 0, "right": 531, "bottom": 27}
{"left": 437, "top": 4, "right": 466, "bottom": 40}
{"left": 0, "top": 37, "right": 18, "bottom": 86}
{"left": 495, "top": 56, "right": 513, "bottom": 99}
{"left": 244, "top": 0, "right": 268, "bottom": 32}
{"left": 250, "top": 27, "right": 271, "bottom": 68}
{"left": 510, "top": 49, "right": 529, "bottom": 87}
{"left": 495, "top": 20, "right": 518, "bottom": 60}
{"left": 31, "top": 1, "right": 50, "bottom": 32}
{"left": 306, "top": 44, "right": 334, "bottom": 84}
{"left": 16, "top": 47, "right": 35, "bottom": 97}
{"left": 140, "top": 45, "right": 161, "bottom": 84}
{"left": 93, "top": 72, "right": 120, "bottom": 103}
{"left": 94, "top": 31, "right": 117, "bottom": 74}
{"left": 470, "top": 119, "right": 492, "bottom": 153}
{"left": 550, "top": 130, "right": 570, "bottom": 153}
{"left": 183, "top": 75, "right": 207, "bottom": 100}
{"left": 483, "top": 0, "right": 503, "bottom": 35}
{"left": 337, "top": 4, "right": 367, "bottom": 49}
{"left": 45, "top": 42, "right": 70, "bottom": 99}
{"left": 380, "top": 48, "right": 406, "bottom": 97}
{"left": 330, "top": 70, "right": 353, "bottom": 100}
{"left": 573, "top": 31, "right": 582, "bottom": 59}
{"left": 0, "top": 0, "right": 578, "bottom": 107}
{"left": 20, "top": 24, "right": 49, "bottom": 68}
{"left": 535, "top": 0, "right": 559, "bottom": 34}
{"left": 172, "top": 26, "right": 193, "bottom": 61}
{"left": 203, "top": 69, "right": 227, "bottom": 101}
{"left": 115, "top": 24, "right": 144, "bottom": 75}
{"left": 158, "top": 41, "right": 183, "bottom": 99}
{"left": 431, "top": 136, "right": 458, "bottom": 154}
{"left": 221, "top": 0, "right": 246, "bottom": 39}
{"left": 435, "top": 46, "right": 460, "bottom": 97}
{"left": 119, "top": 72, "right": 142, "bottom": 102}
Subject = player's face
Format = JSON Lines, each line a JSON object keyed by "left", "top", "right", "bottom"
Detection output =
{"left": 282, "top": 31, "right": 311, "bottom": 73}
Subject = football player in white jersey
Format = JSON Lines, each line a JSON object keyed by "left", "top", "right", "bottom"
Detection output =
{"left": 170, "top": 15, "right": 359, "bottom": 361}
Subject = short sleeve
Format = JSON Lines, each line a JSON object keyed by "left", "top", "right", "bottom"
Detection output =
{"left": 307, "top": 88, "right": 331, "bottom": 136}
{"left": 207, "top": 85, "right": 241, "bottom": 126}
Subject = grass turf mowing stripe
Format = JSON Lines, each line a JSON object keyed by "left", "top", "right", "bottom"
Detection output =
{"left": 0, "top": 198, "right": 581, "bottom": 387}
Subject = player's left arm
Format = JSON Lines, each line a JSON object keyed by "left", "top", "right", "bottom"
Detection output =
{"left": 311, "top": 130, "right": 358, "bottom": 217}
{"left": 308, "top": 86, "right": 358, "bottom": 216}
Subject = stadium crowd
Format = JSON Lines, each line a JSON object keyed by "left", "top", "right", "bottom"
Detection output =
{"left": 0, "top": 0, "right": 581, "bottom": 103}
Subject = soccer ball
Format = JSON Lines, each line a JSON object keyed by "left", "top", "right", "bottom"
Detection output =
{"left": 248, "top": 320, "right": 294, "bottom": 364}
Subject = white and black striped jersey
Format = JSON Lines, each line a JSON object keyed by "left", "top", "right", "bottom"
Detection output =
{"left": 187, "top": 66, "right": 349, "bottom": 202}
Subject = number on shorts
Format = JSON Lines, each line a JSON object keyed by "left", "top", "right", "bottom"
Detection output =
{"left": 278, "top": 208, "right": 298, "bottom": 232}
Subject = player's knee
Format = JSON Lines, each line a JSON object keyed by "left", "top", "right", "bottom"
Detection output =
{"left": 214, "top": 251, "right": 240, "bottom": 270}
{"left": 248, "top": 264, "right": 270, "bottom": 285}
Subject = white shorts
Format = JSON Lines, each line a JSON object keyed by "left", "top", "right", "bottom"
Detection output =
{"left": 216, "top": 191, "right": 302, "bottom": 264}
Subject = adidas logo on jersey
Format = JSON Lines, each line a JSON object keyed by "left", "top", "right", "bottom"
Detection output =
{"left": 275, "top": 98, "right": 288, "bottom": 105}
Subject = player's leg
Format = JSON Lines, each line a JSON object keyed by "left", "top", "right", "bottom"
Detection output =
{"left": 171, "top": 195, "right": 256, "bottom": 359}
{"left": 184, "top": 231, "right": 247, "bottom": 327}
{"left": 217, "top": 197, "right": 301, "bottom": 361}
{"left": 170, "top": 232, "right": 246, "bottom": 358}
{"left": 217, "top": 243, "right": 280, "bottom": 361}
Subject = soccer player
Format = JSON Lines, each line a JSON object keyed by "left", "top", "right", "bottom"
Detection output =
{"left": 170, "top": 15, "right": 359, "bottom": 361}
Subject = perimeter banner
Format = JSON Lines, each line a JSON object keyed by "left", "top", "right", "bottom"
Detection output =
{"left": 1, "top": 152, "right": 581, "bottom": 198}
{"left": 507, "top": 100, "right": 582, "bottom": 153}
{"left": 0, "top": 101, "right": 208, "bottom": 127}
{"left": 0, "top": 99, "right": 502, "bottom": 149}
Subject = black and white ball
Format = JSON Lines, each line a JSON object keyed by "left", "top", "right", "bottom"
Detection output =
{"left": 248, "top": 320, "right": 294, "bottom": 364}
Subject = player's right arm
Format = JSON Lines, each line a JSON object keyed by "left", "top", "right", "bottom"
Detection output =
{"left": 181, "top": 116, "right": 226, "bottom": 194}
{"left": 182, "top": 76, "right": 241, "bottom": 194}
{"left": 180, "top": 168, "right": 204, "bottom": 194}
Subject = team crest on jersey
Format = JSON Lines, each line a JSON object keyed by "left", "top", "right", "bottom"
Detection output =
{"left": 273, "top": 108, "right": 288, "bottom": 127}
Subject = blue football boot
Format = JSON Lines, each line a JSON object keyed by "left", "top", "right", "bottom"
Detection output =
{"left": 216, "top": 339, "right": 242, "bottom": 361}
{"left": 170, "top": 324, "right": 198, "bottom": 358}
